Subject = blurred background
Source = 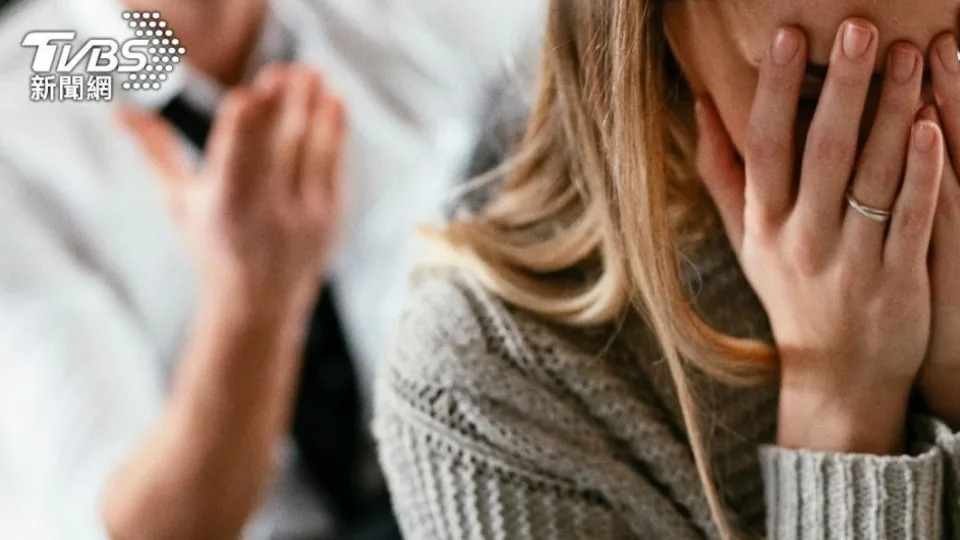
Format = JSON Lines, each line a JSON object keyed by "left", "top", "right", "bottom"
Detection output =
{"left": 0, "top": 0, "right": 544, "bottom": 538}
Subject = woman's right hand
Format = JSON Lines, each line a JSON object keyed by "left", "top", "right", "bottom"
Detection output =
{"left": 123, "top": 65, "right": 345, "bottom": 323}
{"left": 696, "top": 20, "right": 943, "bottom": 455}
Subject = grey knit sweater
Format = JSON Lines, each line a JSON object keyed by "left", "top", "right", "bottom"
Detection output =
{"left": 373, "top": 232, "right": 960, "bottom": 539}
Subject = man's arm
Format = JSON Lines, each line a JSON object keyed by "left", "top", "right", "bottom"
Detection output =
{"left": 102, "top": 65, "right": 344, "bottom": 540}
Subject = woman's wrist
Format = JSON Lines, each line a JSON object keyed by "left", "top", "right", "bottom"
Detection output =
{"left": 777, "top": 365, "right": 912, "bottom": 455}
{"left": 919, "top": 364, "right": 960, "bottom": 431}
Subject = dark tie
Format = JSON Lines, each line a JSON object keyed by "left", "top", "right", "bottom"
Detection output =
{"left": 159, "top": 96, "right": 367, "bottom": 524}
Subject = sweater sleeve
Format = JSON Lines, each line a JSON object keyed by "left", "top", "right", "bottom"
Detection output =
{"left": 917, "top": 415, "right": 960, "bottom": 539}
{"left": 758, "top": 424, "right": 946, "bottom": 539}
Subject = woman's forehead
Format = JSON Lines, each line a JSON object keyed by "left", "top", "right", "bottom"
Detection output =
{"left": 716, "top": 0, "right": 958, "bottom": 67}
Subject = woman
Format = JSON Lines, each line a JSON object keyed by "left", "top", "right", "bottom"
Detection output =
{"left": 374, "top": 0, "right": 960, "bottom": 538}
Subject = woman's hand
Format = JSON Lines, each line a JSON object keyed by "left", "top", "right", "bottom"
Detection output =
{"left": 916, "top": 33, "right": 960, "bottom": 429}
{"left": 123, "top": 64, "right": 344, "bottom": 323}
{"left": 696, "top": 20, "right": 944, "bottom": 454}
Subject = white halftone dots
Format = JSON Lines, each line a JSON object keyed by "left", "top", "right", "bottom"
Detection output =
{"left": 117, "top": 12, "right": 181, "bottom": 93}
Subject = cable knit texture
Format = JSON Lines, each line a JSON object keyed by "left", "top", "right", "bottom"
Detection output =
{"left": 373, "top": 232, "right": 960, "bottom": 539}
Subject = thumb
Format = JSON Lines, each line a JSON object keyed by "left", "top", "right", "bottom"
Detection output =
{"left": 695, "top": 95, "right": 746, "bottom": 251}
{"left": 116, "top": 107, "right": 192, "bottom": 185}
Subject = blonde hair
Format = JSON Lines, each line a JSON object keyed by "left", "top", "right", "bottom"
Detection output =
{"left": 425, "top": 0, "right": 778, "bottom": 537}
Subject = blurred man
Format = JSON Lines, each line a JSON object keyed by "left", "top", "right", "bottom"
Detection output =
{"left": 0, "top": 0, "right": 544, "bottom": 538}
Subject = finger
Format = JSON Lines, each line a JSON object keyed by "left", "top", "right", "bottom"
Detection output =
{"left": 930, "top": 32, "right": 960, "bottom": 172}
{"left": 205, "top": 88, "right": 275, "bottom": 203}
{"left": 303, "top": 91, "right": 345, "bottom": 223}
{"left": 745, "top": 26, "right": 807, "bottom": 225}
{"left": 922, "top": 106, "right": 960, "bottom": 255}
{"left": 798, "top": 19, "right": 879, "bottom": 227}
{"left": 255, "top": 63, "right": 289, "bottom": 92}
{"left": 117, "top": 107, "right": 191, "bottom": 183}
{"left": 934, "top": 150, "right": 960, "bottom": 249}
{"left": 885, "top": 120, "right": 944, "bottom": 266}
{"left": 273, "top": 68, "right": 321, "bottom": 196}
{"left": 844, "top": 43, "right": 923, "bottom": 259}
{"left": 695, "top": 95, "right": 745, "bottom": 249}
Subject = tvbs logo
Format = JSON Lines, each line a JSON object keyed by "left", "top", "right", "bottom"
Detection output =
{"left": 21, "top": 11, "right": 184, "bottom": 102}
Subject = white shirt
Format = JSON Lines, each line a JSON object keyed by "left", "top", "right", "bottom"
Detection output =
{"left": 0, "top": 0, "right": 545, "bottom": 537}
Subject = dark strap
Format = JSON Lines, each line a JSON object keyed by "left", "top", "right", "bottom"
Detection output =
{"left": 159, "top": 94, "right": 366, "bottom": 522}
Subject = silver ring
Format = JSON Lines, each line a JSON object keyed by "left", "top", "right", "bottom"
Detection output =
{"left": 846, "top": 190, "right": 892, "bottom": 223}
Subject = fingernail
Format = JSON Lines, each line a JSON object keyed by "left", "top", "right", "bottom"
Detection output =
{"left": 771, "top": 28, "right": 800, "bottom": 65}
{"left": 938, "top": 35, "right": 960, "bottom": 74}
{"left": 842, "top": 21, "right": 872, "bottom": 59}
{"left": 914, "top": 121, "right": 938, "bottom": 153}
{"left": 890, "top": 46, "right": 917, "bottom": 83}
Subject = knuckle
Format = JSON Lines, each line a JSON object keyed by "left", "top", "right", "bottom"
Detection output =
{"left": 223, "top": 91, "right": 260, "bottom": 126}
{"left": 806, "top": 132, "right": 851, "bottom": 166}
{"left": 885, "top": 272, "right": 926, "bottom": 303}
{"left": 896, "top": 206, "right": 930, "bottom": 239}
{"left": 829, "top": 69, "right": 867, "bottom": 93}
{"left": 854, "top": 159, "right": 900, "bottom": 192}
{"left": 879, "top": 88, "right": 918, "bottom": 116}
{"left": 744, "top": 203, "right": 780, "bottom": 236}
{"left": 835, "top": 260, "right": 865, "bottom": 294}
{"left": 258, "top": 64, "right": 289, "bottom": 86}
{"left": 786, "top": 231, "right": 825, "bottom": 275}
{"left": 746, "top": 124, "right": 788, "bottom": 165}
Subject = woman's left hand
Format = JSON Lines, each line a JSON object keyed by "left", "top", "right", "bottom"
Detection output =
{"left": 918, "top": 32, "right": 960, "bottom": 429}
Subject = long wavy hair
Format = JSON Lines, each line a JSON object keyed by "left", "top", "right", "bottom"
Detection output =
{"left": 424, "top": 1, "right": 778, "bottom": 537}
